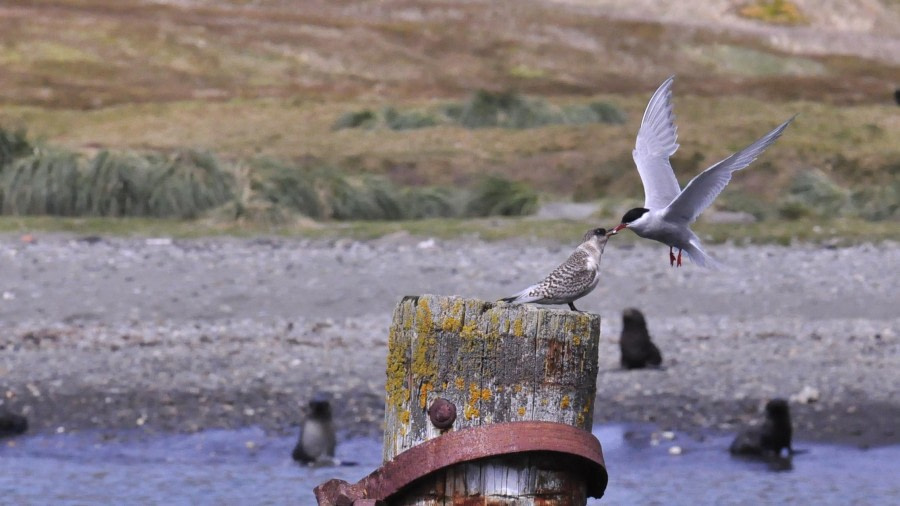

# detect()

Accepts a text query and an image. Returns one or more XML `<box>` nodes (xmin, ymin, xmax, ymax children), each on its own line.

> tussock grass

<box><xmin>247</xmin><ymin>159</ymin><xmax>324</xmax><ymax>219</ymax></box>
<box><xmin>1</xmin><ymin>149</ymin><xmax>80</xmax><ymax>216</ymax></box>
<box><xmin>146</xmin><ymin>150</ymin><xmax>234</xmax><ymax>219</ymax></box>
<box><xmin>331</xmin><ymin>110</ymin><xmax>377</xmax><ymax>131</ymax></box>
<box><xmin>778</xmin><ymin>169</ymin><xmax>849</xmax><ymax>220</ymax></box>
<box><xmin>851</xmin><ymin>182</ymin><xmax>900</xmax><ymax>221</ymax></box>
<box><xmin>0</xmin><ymin>143</ymin><xmax>233</xmax><ymax>219</ymax></box>
<box><xmin>465</xmin><ymin>175</ymin><xmax>539</xmax><ymax>217</ymax></box>
<box><xmin>762</xmin><ymin>168</ymin><xmax>900</xmax><ymax>222</ymax></box>
<box><xmin>333</xmin><ymin>92</ymin><xmax>627</xmax><ymax>132</ymax></box>
<box><xmin>0</xmin><ymin>132</ymin><xmax>538</xmax><ymax>222</ymax></box>
<box><xmin>403</xmin><ymin>186</ymin><xmax>464</xmax><ymax>219</ymax></box>
<box><xmin>78</xmin><ymin>151</ymin><xmax>155</xmax><ymax>217</ymax></box>
<box><xmin>0</xmin><ymin>129</ymin><xmax>33</xmax><ymax>169</ymax></box>
<box><xmin>382</xmin><ymin>107</ymin><xmax>439</xmax><ymax>131</ymax></box>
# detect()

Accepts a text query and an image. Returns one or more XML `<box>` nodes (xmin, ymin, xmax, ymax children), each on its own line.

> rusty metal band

<box><xmin>314</xmin><ymin>421</ymin><xmax>607</xmax><ymax>505</ymax></box>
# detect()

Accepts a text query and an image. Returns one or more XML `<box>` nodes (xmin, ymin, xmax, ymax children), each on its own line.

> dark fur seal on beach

<box><xmin>0</xmin><ymin>411</ymin><xmax>28</xmax><ymax>438</ymax></box>
<box><xmin>619</xmin><ymin>308</ymin><xmax>662</xmax><ymax>369</ymax></box>
<box><xmin>730</xmin><ymin>398</ymin><xmax>793</xmax><ymax>457</ymax></box>
<box><xmin>292</xmin><ymin>393</ymin><xmax>336</xmax><ymax>464</ymax></box>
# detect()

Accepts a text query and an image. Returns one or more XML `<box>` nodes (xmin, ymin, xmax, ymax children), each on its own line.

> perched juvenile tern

<box><xmin>612</xmin><ymin>76</ymin><xmax>794</xmax><ymax>267</ymax></box>
<box><xmin>500</xmin><ymin>228</ymin><xmax>611</xmax><ymax>311</ymax></box>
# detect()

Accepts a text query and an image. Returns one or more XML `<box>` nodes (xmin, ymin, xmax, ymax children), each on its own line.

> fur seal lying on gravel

<box><xmin>620</xmin><ymin>308</ymin><xmax>663</xmax><ymax>369</ymax></box>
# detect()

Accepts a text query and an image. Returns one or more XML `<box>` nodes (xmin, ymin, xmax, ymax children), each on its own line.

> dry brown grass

<box><xmin>1</xmin><ymin>0</ymin><xmax>896</xmax><ymax>109</ymax></box>
<box><xmin>0</xmin><ymin>0</ymin><xmax>897</xmax><ymax>223</ymax></box>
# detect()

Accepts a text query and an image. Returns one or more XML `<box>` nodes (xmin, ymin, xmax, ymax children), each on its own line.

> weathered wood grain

<box><xmin>383</xmin><ymin>294</ymin><xmax>601</xmax><ymax>504</ymax></box>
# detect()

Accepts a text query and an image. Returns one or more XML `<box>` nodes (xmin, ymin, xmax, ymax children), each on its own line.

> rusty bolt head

<box><xmin>428</xmin><ymin>398</ymin><xmax>456</xmax><ymax>429</ymax></box>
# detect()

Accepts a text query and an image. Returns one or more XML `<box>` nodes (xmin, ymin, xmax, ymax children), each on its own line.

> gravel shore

<box><xmin>1</xmin><ymin>233</ymin><xmax>897</xmax><ymax>447</ymax></box>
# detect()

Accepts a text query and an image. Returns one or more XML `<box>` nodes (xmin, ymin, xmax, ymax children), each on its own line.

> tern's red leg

<box><xmin>669</xmin><ymin>247</ymin><xmax>676</xmax><ymax>267</ymax></box>
<box><xmin>676</xmin><ymin>249</ymin><xmax>682</xmax><ymax>267</ymax></box>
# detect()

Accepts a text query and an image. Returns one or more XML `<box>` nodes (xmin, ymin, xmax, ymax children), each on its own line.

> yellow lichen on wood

<box><xmin>577</xmin><ymin>314</ymin><xmax>592</xmax><ymax>331</ymax></box>
<box><xmin>411</xmin><ymin>300</ymin><xmax>438</xmax><ymax>386</ymax></box>
<box><xmin>576</xmin><ymin>413</ymin><xmax>585</xmax><ymax>426</ymax></box>
<box><xmin>440</xmin><ymin>298</ymin><xmax>465</xmax><ymax>333</ymax></box>
<box><xmin>419</xmin><ymin>381</ymin><xmax>433</xmax><ymax>409</ymax></box>
<box><xmin>481</xmin><ymin>388</ymin><xmax>492</xmax><ymax>401</ymax></box>
<box><xmin>560</xmin><ymin>395</ymin><xmax>571</xmax><ymax>409</ymax></box>
<box><xmin>411</xmin><ymin>338</ymin><xmax>436</xmax><ymax>384</ymax></box>
<box><xmin>385</xmin><ymin>327</ymin><xmax>410</xmax><ymax>410</ymax></box>
<box><xmin>399</xmin><ymin>410</ymin><xmax>410</xmax><ymax>425</ymax></box>
<box><xmin>572</xmin><ymin>314</ymin><xmax>592</xmax><ymax>346</ymax></box>
<box><xmin>415</xmin><ymin>298</ymin><xmax>434</xmax><ymax>336</ymax></box>
<box><xmin>464</xmin><ymin>403</ymin><xmax>480</xmax><ymax>420</ymax></box>
<box><xmin>460</xmin><ymin>321</ymin><xmax>479</xmax><ymax>340</ymax></box>
<box><xmin>468</xmin><ymin>382</ymin><xmax>481</xmax><ymax>405</ymax></box>
<box><xmin>464</xmin><ymin>382</ymin><xmax>484</xmax><ymax>421</ymax></box>
<box><xmin>512</xmin><ymin>318</ymin><xmax>524</xmax><ymax>337</ymax></box>
<box><xmin>455</xmin><ymin>377</ymin><xmax>465</xmax><ymax>390</ymax></box>
<box><xmin>518</xmin><ymin>406</ymin><xmax>527</xmax><ymax>417</ymax></box>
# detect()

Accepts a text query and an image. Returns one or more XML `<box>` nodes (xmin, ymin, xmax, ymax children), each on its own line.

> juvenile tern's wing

<box><xmin>664</xmin><ymin>116</ymin><xmax>795</xmax><ymax>225</ymax></box>
<box><xmin>632</xmin><ymin>76</ymin><xmax>682</xmax><ymax>210</ymax></box>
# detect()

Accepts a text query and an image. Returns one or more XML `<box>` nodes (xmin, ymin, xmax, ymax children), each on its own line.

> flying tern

<box><xmin>611</xmin><ymin>76</ymin><xmax>794</xmax><ymax>267</ymax></box>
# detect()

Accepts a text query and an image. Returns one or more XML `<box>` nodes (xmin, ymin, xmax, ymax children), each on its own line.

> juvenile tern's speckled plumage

<box><xmin>612</xmin><ymin>76</ymin><xmax>795</xmax><ymax>267</ymax></box>
<box><xmin>500</xmin><ymin>228</ymin><xmax>610</xmax><ymax>311</ymax></box>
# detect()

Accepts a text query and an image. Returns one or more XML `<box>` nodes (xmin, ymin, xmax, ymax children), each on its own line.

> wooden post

<box><xmin>384</xmin><ymin>294</ymin><xmax>601</xmax><ymax>505</ymax></box>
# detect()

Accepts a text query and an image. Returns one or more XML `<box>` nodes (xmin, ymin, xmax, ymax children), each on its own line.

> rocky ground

<box><xmin>0</xmin><ymin>232</ymin><xmax>897</xmax><ymax>447</ymax></box>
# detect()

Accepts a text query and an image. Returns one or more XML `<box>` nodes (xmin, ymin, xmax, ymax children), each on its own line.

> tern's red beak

<box><xmin>612</xmin><ymin>223</ymin><xmax>627</xmax><ymax>234</ymax></box>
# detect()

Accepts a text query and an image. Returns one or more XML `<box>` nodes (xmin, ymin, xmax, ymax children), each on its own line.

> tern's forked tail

<box><xmin>683</xmin><ymin>240</ymin><xmax>721</xmax><ymax>269</ymax></box>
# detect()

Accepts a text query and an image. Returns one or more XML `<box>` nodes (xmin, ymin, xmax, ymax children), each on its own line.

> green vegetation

<box><xmin>332</xmin><ymin>91</ymin><xmax>626</xmax><ymax>131</ymax></box>
<box><xmin>331</xmin><ymin>110</ymin><xmax>377</xmax><ymax>131</ymax></box>
<box><xmin>465</xmin><ymin>175</ymin><xmax>538</xmax><ymax>217</ymax></box>
<box><xmin>0</xmin><ymin>129</ymin><xmax>32</xmax><ymax>168</ymax></box>
<box><xmin>0</xmin><ymin>214</ymin><xmax>896</xmax><ymax>246</ymax></box>
<box><xmin>0</xmin><ymin>0</ymin><xmax>896</xmax><ymax>244</ymax></box>
<box><xmin>0</xmin><ymin>144</ymin><xmax>233</xmax><ymax>219</ymax></box>
<box><xmin>0</xmin><ymin>130</ymin><xmax>537</xmax><ymax>222</ymax></box>
<box><xmin>738</xmin><ymin>0</ymin><xmax>807</xmax><ymax>25</ymax></box>
<box><xmin>777</xmin><ymin>169</ymin><xmax>900</xmax><ymax>221</ymax></box>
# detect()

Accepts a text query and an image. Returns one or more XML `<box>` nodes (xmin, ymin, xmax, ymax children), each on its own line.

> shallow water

<box><xmin>2</xmin><ymin>424</ymin><xmax>897</xmax><ymax>505</ymax></box>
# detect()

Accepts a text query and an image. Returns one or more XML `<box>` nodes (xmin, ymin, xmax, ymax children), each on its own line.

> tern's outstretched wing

<box><xmin>664</xmin><ymin>116</ymin><xmax>795</xmax><ymax>225</ymax></box>
<box><xmin>632</xmin><ymin>76</ymin><xmax>682</xmax><ymax>210</ymax></box>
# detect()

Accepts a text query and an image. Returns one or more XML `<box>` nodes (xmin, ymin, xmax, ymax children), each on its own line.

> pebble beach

<box><xmin>1</xmin><ymin>233</ymin><xmax>897</xmax><ymax>446</ymax></box>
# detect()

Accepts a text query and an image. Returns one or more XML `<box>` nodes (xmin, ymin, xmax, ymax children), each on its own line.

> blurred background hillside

<box><xmin>0</xmin><ymin>0</ymin><xmax>898</xmax><ymax>237</ymax></box>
